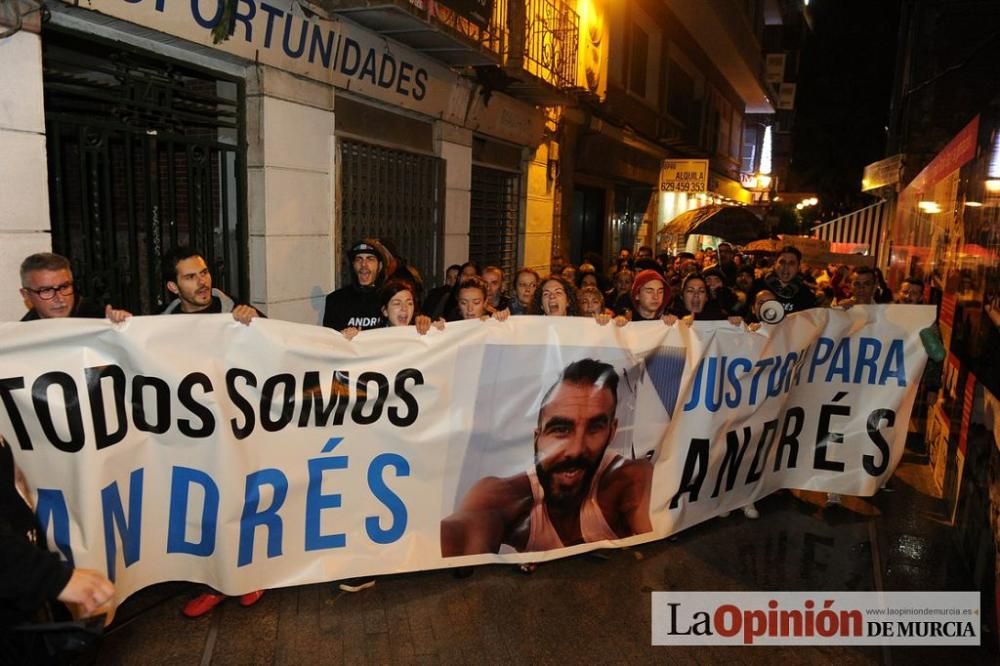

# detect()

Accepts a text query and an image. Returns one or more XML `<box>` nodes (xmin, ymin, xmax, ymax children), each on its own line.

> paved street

<box><xmin>95</xmin><ymin>451</ymin><xmax>996</xmax><ymax>664</ymax></box>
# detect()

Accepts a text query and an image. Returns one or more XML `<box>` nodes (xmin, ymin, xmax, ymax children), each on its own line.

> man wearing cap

<box><xmin>619</xmin><ymin>269</ymin><xmax>670</xmax><ymax>321</ymax></box>
<box><xmin>322</xmin><ymin>240</ymin><xmax>386</xmax><ymax>332</ymax></box>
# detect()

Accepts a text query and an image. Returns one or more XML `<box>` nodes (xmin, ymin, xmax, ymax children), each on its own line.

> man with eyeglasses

<box><xmin>18</xmin><ymin>253</ymin><xmax>130</xmax><ymax>323</ymax></box>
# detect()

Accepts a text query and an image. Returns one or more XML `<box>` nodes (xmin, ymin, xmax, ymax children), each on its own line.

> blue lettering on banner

<box><xmin>238</xmin><ymin>468</ymin><xmax>288</xmax><ymax>567</ymax></box>
<box><xmin>366</xmin><ymin>453</ymin><xmax>410</xmax><ymax>544</ymax></box>
<box><xmin>36</xmin><ymin>489</ymin><xmax>74</xmax><ymax>565</ymax></box>
<box><xmin>167</xmin><ymin>466</ymin><xmax>220</xmax><ymax>557</ymax></box>
<box><xmin>684</xmin><ymin>336</ymin><xmax>908</xmax><ymax>412</ymax></box>
<box><xmin>304</xmin><ymin>440</ymin><xmax>349</xmax><ymax>551</ymax></box>
<box><xmin>101</xmin><ymin>469</ymin><xmax>144</xmax><ymax>582</ymax></box>
<box><xmin>139</xmin><ymin>0</ymin><xmax>431</xmax><ymax>102</ymax></box>
<box><xmin>32</xmin><ymin>441</ymin><xmax>412</xmax><ymax>573</ymax></box>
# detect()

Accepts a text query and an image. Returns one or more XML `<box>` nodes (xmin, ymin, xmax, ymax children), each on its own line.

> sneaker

<box><xmin>826</xmin><ymin>493</ymin><xmax>842</xmax><ymax>505</ymax></box>
<box><xmin>239</xmin><ymin>590</ymin><xmax>265</xmax><ymax>607</ymax></box>
<box><xmin>338</xmin><ymin>578</ymin><xmax>376</xmax><ymax>593</ymax></box>
<box><xmin>182</xmin><ymin>593</ymin><xmax>226</xmax><ymax>618</ymax></box>
<box><xmin>742</xmin><ymin>503</ymin><xmax>760</xmax><ymax>519</ymax></box>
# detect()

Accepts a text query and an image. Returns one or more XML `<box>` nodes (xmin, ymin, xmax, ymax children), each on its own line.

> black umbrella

<box><xmin>659</xmin><ymin>204</ymin><xmax>763</xmax><ymax>244</ymax></box>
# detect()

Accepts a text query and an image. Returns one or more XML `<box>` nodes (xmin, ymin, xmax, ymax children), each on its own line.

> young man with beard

<box><xmin>160</xmin><ymin>248</ymin><xmax>263</xmax><ymax>615</ymax></box>
<box><xmin>161</xmin><ymin>247</ymin><xmax>261</xmax><ymax>324</ymax></box>
<box><xmin>440</xmin><ymin>359</ymin><xmax>653</xmax><ymax>555</ymax></box>
<box><xmin>322</xmin><ymin>241</ymin><xmax>385</xmax><ymax>331</ymax></box>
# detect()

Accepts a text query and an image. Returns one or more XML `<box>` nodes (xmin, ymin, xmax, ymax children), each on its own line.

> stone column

<box><xmin>0</xmin><ymin>28</ymin><xmax>50</xmax><ymax>321</ymax></box>
<box><xmin>245</xmin><ymin>66</ymin><xmax>336</xmax><ymax>324</ymax></box>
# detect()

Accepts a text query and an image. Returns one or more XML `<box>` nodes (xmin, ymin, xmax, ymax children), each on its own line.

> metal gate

<box><xmin>338</xmin><ymin>139</ymin><xmax>444</xmax><ymax>289</ymax></box>
<box><xmin>470</xmin><ymin>165</ymin><xmax>521</xmax><ymax>283</ymax></box>
<box><xmin>42</xmin><ymin>29</ymin><xmax>248</xmax><ymax>314</ymax></box>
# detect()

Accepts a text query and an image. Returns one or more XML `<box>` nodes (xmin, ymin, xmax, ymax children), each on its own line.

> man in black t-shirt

<box><xmin>322</xmin><ymin>240</ymin><xmax>386</xmax><ymax>331</ymax></box>
<box><xmin>752</xmin><ymin>246</ymin><xmax>820</xmax><ymax>314</ymax></box>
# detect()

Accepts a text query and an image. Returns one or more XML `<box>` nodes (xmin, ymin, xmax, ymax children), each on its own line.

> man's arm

<box><xmin>0</xmin><ymin>526</ymin><xmax>73</xmax><ymax>614</ymax></box>
<box><xmin>609</xmin><ymin>460</ymin><xmax>653</xmax><ymax>537</ymax></box>
<box><xmin>440</xmin><ymin>476</ymin><xmax>522</xmax><ymax>557</ymax></box>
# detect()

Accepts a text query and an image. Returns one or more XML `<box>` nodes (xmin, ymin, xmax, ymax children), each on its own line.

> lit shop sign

<box><xmin>861</xmin><ymin>154</ymin><xmax>903</xmax><ymax>192</ymax></box>
<box><xmin>660</xmin><ymin>159</ymin><xmax>709</xmax><ymax>193</ymax></box>
<box><xmin>68</xmin><ymin>1</ymin><xmax>544</xmax><ymax>145</ymax></box>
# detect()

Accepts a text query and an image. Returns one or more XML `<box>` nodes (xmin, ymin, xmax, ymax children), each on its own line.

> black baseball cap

<box><xmin>347</xmin><ymin>241</ymin><xmax>380</xmax><ymax>262</ymax></box>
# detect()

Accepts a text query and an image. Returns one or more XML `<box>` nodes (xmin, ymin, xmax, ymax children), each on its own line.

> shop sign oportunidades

<box><xmin>65</xmin><ymin>0</ymin><xmax>543</xmax><ymax>145</ymax></box>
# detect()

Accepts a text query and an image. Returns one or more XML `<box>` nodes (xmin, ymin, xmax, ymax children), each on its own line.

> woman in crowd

<box><xmin>577</xmin><ymin>285</ymin><xmax>607</xmax><ymax>317</ymax></box>
<box><xmin>533</xmin><ymin>275</ymin><xmax>579</xmax><ymax>317</ymax></box>
<box><xmin>668</xmin><ymin>274</ymin><xmax>728</xmax><ymax>321</ymax></box>
<box><xmin>509</xmin><ymin>267</ymin><xmax>540</xmax><ymax>315</ymax></box>
<box><xmin>454</xmin><ymin>276</ymin><xmax>493</xmax><ymax>321</ymax></box>
<box><xmin>609</xmin><ymin>267</ymin><xmax>635</xmax><ymax>312</ymax></box>
<box><xmin>343</xmin><ymin>279</ymin><xmax>441</xmax><ymax>339</ymax></box>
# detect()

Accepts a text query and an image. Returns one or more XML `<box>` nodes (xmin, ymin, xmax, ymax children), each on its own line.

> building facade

<box><xmin>548</xmin><ymin>0</ymin><xmax>787</xmax><ymax>263</ymax></box>
<box><xmin>0</xmin><ymin>0</ymin><xmax>549</xmax><ymax>321</ymax></box>
<box><xmin>0</xmin><ymin>0</ymin><xmax>792</xmax><ymax>322</ymax></box>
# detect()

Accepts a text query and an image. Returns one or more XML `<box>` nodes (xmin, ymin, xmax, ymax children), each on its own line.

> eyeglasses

<box><xmin>24</xmin><ymin>282</ymin><xmax>74</xmax><ymax>300</ymax></box>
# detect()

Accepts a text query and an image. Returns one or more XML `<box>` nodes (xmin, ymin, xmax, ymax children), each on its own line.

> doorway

<box><xmin>571</xmin><ymin>185</ymin><xmax>605</xmax><ymax>265</ymax></box>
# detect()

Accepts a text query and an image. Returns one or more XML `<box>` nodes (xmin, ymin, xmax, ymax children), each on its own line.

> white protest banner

<box><xmin>0</xmin><ymin>306</ymin><xmax>934</xmax><ymax>602</ymax></box>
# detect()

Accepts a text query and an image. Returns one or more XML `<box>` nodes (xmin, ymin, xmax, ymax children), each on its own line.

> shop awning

<box><xmin>660</xmin><ymin>204</ymin><xmax>763</xmax><ymax>244</ymax></box>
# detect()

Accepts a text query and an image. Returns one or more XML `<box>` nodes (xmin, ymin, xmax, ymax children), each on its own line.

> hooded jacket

<box><xmin>161</xmin><ymin>288</ymin><xmax>237</xmax><ymax>314</ymax></box>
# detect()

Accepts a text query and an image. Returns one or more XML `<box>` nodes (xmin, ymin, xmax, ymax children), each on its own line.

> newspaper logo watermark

<box><xmin>652</xmin><ymin>592</ymin><xmax>980</xmax><ymax>646</ymax></box>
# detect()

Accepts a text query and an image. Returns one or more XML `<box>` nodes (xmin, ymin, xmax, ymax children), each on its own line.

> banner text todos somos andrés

<box><xmin>0</xmin><ymin>307</ymin><xmax>934</xmax><ymax>601</ymax></box>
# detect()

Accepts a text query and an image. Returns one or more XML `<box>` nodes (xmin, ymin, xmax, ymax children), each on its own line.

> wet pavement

<box><xmin>95</xmin><ymin>450</ymin><xmax>996</xmax><ymax>664</ymax></box>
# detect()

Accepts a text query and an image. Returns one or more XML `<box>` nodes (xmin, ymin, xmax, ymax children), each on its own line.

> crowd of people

<box><xmin>3</xmin><ymin>238</ymin><xmax>941</xmax><ymax>657</ymax></box>
<box><xmin>322</xmin><ymin>239</ymin><xmax>926</xmax><ymax>336</ymax></box>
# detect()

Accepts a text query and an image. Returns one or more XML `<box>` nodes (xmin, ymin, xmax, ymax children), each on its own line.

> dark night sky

<box><xmin>790</xmin><ymin>0</ymin><xmax>902</xmax><ymax>217</ymax></box>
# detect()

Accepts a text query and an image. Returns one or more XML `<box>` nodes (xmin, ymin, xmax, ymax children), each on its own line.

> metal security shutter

<box><xmin>42</xmin><ymin>29</ymin><xmax>248</xmax><ymax>314</ymax></box>
<box><xmin>339</xmin><ymin>139</ymin><xmax>444</xmax><ymax>288</ymax></box>
<box><xmin>470</xmin><ymin>165</ymin><xmax>521</xmax><ymax>284</ymax></box>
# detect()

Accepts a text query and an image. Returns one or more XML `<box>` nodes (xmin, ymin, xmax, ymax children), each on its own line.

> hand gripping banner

<box><xmin>0</xmin><ymin>306</ymin><xmax>934</xmax><ymax>602</ymax></box>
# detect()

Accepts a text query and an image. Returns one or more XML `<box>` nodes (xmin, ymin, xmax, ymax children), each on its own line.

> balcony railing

<box><xmin>327</xmin><ymin>0</ymin><xmax>579</xmax><ymax>95</ymax></box>
<box><xmin>504</xmin><ymin>0</ymin><xmax>579</xmax><ymax>90</ymax></box>
<box><xmin>348</xmin><ymin>0</ymin><xmax>580</xmax><ymax>90</ymax></box>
